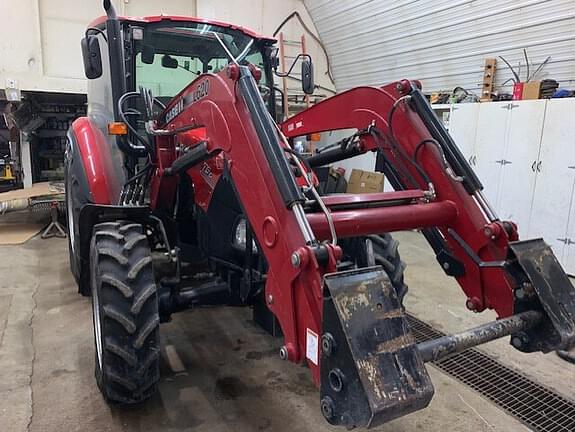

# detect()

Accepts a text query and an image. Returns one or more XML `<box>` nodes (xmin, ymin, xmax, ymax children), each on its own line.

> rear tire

<box><xmin>340</xmin><ymin>233</ymin><xmax>408</xmax><ymax>303</ymax></box>
<box><xmin>90</xmin><ymin>221</ymin><xmax>160</xmax><ymax>404</ymax></box>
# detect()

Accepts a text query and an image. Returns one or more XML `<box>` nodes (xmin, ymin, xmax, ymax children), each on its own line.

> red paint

<box><xmin>144</xmin><ymin>71</ymin><xmax>524</xmax><ymax>387</ymax></box>
<box><xmin>88</xmin><ymin>15</ymin><xmax>275</xmax><ymax>42</ymax></box>
<box><xmin>71</xmin><ymin>118</ymin><xmax>119</xmax><ymax>204</ymax></box>
<box><xmin>320</xmin><ymin>190</ymin><xmax>426</xmax><ymax>207</ymax></box>
<box><xmin>152</xmin><ymin>70</ymin><xmax>331</xmax><ymax>384</ymax></box>
<box><xmin>187</xmin><ymin>156</ymin><xmax>224</xmax><ymax>211</ymax></box>
<box><xmin>307</xmin><ymin>201</ymin><xmax>458</xmax><ymax>239</ymax></box>
<box><xmin>281</xmin><ymin>83</ymin><xmax>516</xmax><ymax>318</ymax></box>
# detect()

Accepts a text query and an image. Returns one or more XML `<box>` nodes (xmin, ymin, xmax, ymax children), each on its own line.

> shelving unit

<box><xmin>29</xmin><ymin>104</ymin><xmax>86</xmax><ymax>183</ymax></box>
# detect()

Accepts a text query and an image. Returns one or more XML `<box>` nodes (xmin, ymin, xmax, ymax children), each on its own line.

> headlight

<box><xmin>232</xmin><ymin>217</ymin><xmax>258</xmax><ymax>253</ymax></box>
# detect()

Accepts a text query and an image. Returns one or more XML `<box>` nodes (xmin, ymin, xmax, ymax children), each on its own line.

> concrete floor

<box><xmin>0</xmin><ymin>231</ymin><xmax>573</xmax><ymax>432</ymax></box>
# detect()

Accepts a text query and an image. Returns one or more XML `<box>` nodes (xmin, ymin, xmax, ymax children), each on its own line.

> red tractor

<box><xmin>66</xmin><ymin>1</ymin><xmax>575</xmax><ymax>428</ymax></box>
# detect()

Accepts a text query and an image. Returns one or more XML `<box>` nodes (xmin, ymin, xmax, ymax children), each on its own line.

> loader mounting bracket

<box><xmin>508</xmin><ymin>239</ymin><xmax>575</xmax><ymax>352</ymax></box>
<box><xmin>320</xmin><ymin>267</ymin><xmax>434</xmax><ymax>429</ymax></box>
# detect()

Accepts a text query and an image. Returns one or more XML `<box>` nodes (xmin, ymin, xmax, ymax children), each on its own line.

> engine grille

<box><xmin>407</xmin><ymin>314</ymin><xmax>575</xmax><ymax>432</ymax></box>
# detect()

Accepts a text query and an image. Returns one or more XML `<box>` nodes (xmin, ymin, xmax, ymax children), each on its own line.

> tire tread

<box><xmin>90</xmin><ymin>221</ymin><xmax>160</xmax><ymax>405</ymax></box>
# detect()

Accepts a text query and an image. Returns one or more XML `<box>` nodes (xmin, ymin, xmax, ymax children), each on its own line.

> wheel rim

<box><xmin>92</xmin><ymin>279</ymin><xmax>103</xmax><ymax>369</ymax></box>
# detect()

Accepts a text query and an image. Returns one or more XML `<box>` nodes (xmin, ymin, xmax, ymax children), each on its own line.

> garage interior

<box><xmin>1</xmin><ymin>1</ymin><xmax>574</xmax><ymax>431</ymax></box>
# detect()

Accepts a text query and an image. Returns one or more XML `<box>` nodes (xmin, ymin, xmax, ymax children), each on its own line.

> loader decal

<box><xmin>184</xmin><ymin>80</ymin><xmax>210</xmax><ymax>106</ymax></box>
<box><xmin>165</xmin><ymin>98</ymin><xmax>184</xmax><ymax>124</ymax></box>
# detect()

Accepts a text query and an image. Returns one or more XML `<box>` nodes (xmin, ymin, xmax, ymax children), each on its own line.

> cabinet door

<box><xmin>562</xmin><ymin>203</ymin><xmax>575</xmax><ymax>275</ymax></box>
<box><xmin>528</xmin><ymin>99</ymin><xmax>575</xmax><ymax>261</ymax></box>
<box><xmin>449</xmin><ymin>103</ymin><xmax>480</xmax><ymax>162</ymax></box>
<box><xmin>496</xmin><ymin>100</ymin><xmax>546</xmax><ymax>232</ymax></box>
<box><xmin>473</xmin><ymin>102</ymin><xmax>510</xmax><ymax>208</ymax></box>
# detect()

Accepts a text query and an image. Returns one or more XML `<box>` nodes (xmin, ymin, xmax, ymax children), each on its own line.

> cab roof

<box><xmin>88</xmin><ymin>15</ymin><xmax>276</xmax><ymax>43</ymax></box>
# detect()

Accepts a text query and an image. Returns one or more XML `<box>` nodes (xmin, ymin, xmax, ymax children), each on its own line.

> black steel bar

<box><xmin>409</xmin><ymin>88</ymin><xmax>483</xmax><ymax>194</ymax></box>
<box><xmin>238</xmin><ymin>66</ymin><xmax>305</xmax><ymax>207</ymax></box>
<box><xmin>417</xmin><ymin>310</ymin><xmax>543</xmax><ymax>363</ymax></box>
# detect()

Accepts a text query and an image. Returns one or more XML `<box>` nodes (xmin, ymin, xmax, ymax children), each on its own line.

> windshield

<box><xmin>132</xmin><ymin>23</ymin><xmax>271</xmax><ymax>101</ymax></box>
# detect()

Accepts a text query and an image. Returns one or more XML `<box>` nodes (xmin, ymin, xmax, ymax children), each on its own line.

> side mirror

<box><xmin>301</xmin><ymin>57</ymin><xmax>314</xmax><ymax>95</ymax></box>
<box><xmin>81</xmin><ymin>35</ymin><xmax>102</xmax><ymax>79</ymax></box>
<box><xmin>141</xmin><ymin>45</ymin><xmax>156</xmax><ymax>64</ymax></box>
<box><xmin>161</xmin><ymin>55</ymin><xmax>178</xmax><ymax>69</ymax></box>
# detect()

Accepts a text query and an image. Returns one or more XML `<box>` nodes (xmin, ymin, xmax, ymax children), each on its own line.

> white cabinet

<box><xmin>446</xmin><ymin>99</ymin><xmax>575</xmax><ymax>274</ymax></box>
<box><xmin>448</xmin><ymin>103</ymin><xmax>480</xmax><ymax>162</ymax></box>
<box><xmin>528</xmin><ymin>98</ymin><xmax>575</xmax><ymax>271</ymax></box>
<box><xmin>497</xmin><ymin>100</ymin><xmax>546</xmax><ymax>232</ymax></box>
<box><xmin>472</xmin><ymin>101</ymin><xmax>510</xmax><ymax>206</ymax></box>
<box><xmin>450</xmin><ymin>100</ymin><xmax>546</xmax><ymax>233</ymax></box>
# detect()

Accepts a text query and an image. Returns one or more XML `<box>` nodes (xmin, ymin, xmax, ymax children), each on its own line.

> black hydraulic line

<box><xmin>118</xmin><ymin>92</ymin><xmax>154</xmax><ymax>155</ymax></box>
<box><xmin>238</xmin><ymin>66</ymin><xmax>305</xmax><ymax>207</ymax></box>
<box><xmin>163</xmin><ymin>142</ymin><xmax>212</xmax><ymax>177</ymax></box>
<box><xmin>408</xmin><ymin>88</ymin><xmax>483</xmax><ymax>194</ymax></box>
<box><xmin>417</xmin><ymin>310</ymin><xmax>543</xmax><ymax>363</ymax></box>
<box><xmin>272</xmin><ymin>11</ymin><xmax>335</xmax><ymax>85</ymax></box>
<box><xmin>377</xmin><ymin>152</ymin><xmax>460</xmax><ymax>271</ymax></box>
<box><xmin>306</xmin><ymin>142</ymin><xmax>363</xmax><ymax>168</ymax></box>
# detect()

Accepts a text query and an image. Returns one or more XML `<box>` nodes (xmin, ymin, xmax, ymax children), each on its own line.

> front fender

<box><xmin>71</xmin><ymin>117</ymin><xmax>122</xmax><ymax>204</ymax></box>
<box><xmin>78</xmin><ymin>204</ymin><xmax>151</xmax><ymax>263</ymax></box>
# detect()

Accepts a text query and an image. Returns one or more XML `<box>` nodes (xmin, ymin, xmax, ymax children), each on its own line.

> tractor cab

<box><xmin>82</xmin><ymin>14</ymin><xmax>295</xmax><ymax>129</ymax></box>
<box><xmin>80</xmin><ymin>12</ymin><xmax>311</xmax><ymax>201</ymax></box>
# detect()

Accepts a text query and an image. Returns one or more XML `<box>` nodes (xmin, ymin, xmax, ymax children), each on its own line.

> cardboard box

<box><xmin>346</xmin><ymin>169</ymin><xmax>384</xmax><ymax>194</ymax></box>
<box><xmin>522</xmin><ymin>81</ymin><xmax>541</xmax><ymax>100</ymax></box>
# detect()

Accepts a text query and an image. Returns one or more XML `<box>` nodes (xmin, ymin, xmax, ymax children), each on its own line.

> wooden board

<box><xmin>0</xmin><ymin>182</ymin><xmax>62</xmax><ymax>202</ymax></box>
<box><xmin>0</xmin><ymin>183</ymin><xmax>62</xmax><ymax>244</ymax></box>
<box><xmin>0</xmin><ymin>223</ymin><xmax>45</xmax><ymax>245</ymax></box>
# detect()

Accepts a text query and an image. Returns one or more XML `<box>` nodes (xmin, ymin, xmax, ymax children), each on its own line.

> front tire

<box><xmin>340</xmin><ymin>233</ymin><xmax>408</xmax><ymax>303</ymax></box>
<box><xmin>90</xmin><ymin>221</ymin><xmax>161</xmax><ymax>404</ymax></box>
<box><xmin>65</xmin><ymin>136</ymin><xmax>91</xmax><ymax>296</ymax></box>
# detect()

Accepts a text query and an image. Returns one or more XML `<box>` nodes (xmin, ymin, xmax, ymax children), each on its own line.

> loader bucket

<box><xmin>320</xmin><ymin>267</ymin><xmax>434</xmax><ymax>429</ymax></box>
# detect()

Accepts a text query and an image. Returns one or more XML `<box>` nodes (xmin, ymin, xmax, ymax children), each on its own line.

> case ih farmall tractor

<box><xmin>66</xmin><ymin>1</ymin><xmax>575</xmax><ymax>428</ymax></box>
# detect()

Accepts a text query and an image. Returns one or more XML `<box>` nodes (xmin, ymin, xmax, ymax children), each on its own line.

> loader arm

<box><xmin>154</xmin><ymin>65</ymin><xmax>340</xmax><ymax>387</ymax></box>
<box><xmin>152</xmin><ymin>69</ymin><xmax>574</xmax><ymax>428</ymax></box>
<box><xmin>281</xmin><ymin>83</ymin><xmax>515</xmax><ymax>317</ymax></box>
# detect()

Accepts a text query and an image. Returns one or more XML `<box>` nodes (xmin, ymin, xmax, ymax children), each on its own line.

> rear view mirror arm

<box><xmin>274</xmin><ymin>53</ymin><xmax>311</xmax><ymax>78</ymax></box>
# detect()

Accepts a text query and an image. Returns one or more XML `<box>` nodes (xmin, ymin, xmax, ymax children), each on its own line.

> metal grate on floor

<box><xmin>407</xmin><ymin>314</ymin><xmax>575</xmax><ymax>432</ymax></box>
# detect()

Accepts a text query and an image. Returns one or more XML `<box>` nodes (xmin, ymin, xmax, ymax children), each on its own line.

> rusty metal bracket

<box><xmin>508</xmin><ymin>239</ymin><xmax>575</xmax><ymax>352</ymax></box>
<box><xmin>320</xmin><ymin>267</ymin><xmax>434</xmax><ymax>429</ymax></box>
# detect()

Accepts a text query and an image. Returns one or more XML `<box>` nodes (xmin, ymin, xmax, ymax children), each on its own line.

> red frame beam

<box><xmin>307</xmin><ymin>201</ymin><xmax>458</xmax><ymax>240</ymax></box>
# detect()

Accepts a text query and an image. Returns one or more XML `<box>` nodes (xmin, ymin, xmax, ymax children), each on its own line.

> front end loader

<box><xmin>65</xmin><ymin>1</ymin><xmax>575</xmax><ymax>427</ymax></box>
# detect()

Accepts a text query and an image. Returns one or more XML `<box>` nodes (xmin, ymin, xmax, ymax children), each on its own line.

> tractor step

<box><xmin>320</xmin><ymin>267</ymin><xmax>434</xmax><ymax>429</ymax></box>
